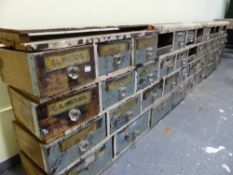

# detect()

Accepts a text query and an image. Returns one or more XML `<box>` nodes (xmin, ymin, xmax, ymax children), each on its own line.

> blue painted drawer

<box><xmin>14</xmin><ymin>115</ymin><xmax>106</xmax><ymax>174</ymax></box>
<box><xmin>135</xmin><ymin>35</ymin><xmax>158</xmax><ymax>65</ymax></box>
<box><xmin>142</xmin><ymin>79</ymin><xmax>163</xmax><ymax>110</ymax></box>
<box><xmin>172</xmin><ymin>83</ymin><xmax>186</xmax><ymax>107</ymax></box>
<box><xmin>174</xmin><ymin>31</ymin><xmax>186</xmax><ymax>50</ymax></box>
<box><xmin>164</xmin><ymin>71</ymin><xmax>179</xmax><ymax>95</ymax></box>
<box><xmin>176</xmin><ymin>50</ymin><xmax>188</xmax><ymax>69</ymax></box>
<box><xmin>109</xmin><ymin>95</ymin><xmax>141</xmax><ymax>133</ymax></box>
<box><xmin>186</xmin><ymin>30</ymin><xmax>195</xmax><ymax>45</ymax></box>
<box><xmin>101</xmin><ymin>71</ymin><xmax>135</xmax><ymax>109</ymax></box>
<box><xmin>97</xmin><ymin>40</ymin><xmax>132</xmax><ymax>76</ymax></box>
<box><xmin>116</xmin><ymin>112</ymin><xmax>149</xmax><ymax>155</ymax></box>
<box><xmin>151</xmin><ymin>95</ymin><xmax>172</xmax><ymax>127</ymax></box>
<box><xmin>160</xmin><ymin>54</ymin><xmax>176</xmax><ymax>77</ymax></box>
<box><xmin>136</xmin><ymin>61</ymin><xmax>159</xmax><ymax>90</ymax></box>
<box><xmin>67</xmin><ymin>139</ymin><xmax>113</xmax><ymax>175</ymax></box>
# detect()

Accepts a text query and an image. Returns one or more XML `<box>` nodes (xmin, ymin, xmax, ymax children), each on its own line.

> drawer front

<box><xmin>164</xmin><ymin>72</ymin><xmax>179</xmax><ymax>94</ymax></box>
<box><xmin>203</xmin><ymin>28</ymin><xmax>211</xmax><ymax>40</ymax></box>
<box><xmin>101</xmin><ymin>71</ymin><xmax>135</xmax><ymax>109</ymax></box>
<box><xmin>37</xmin><ymin>86</ymin><xmax>99</xmax><ymax>142</ymax></box>
<box><xmin>197</xmin><ymin>44</ymin><xmax>206</xmax><ymax>57</ymax></box>
<box><xmin>207</xmin><ymin>51</ymin><xmax>215</xmax><ymax>64</ymax></box>
<box><xmin>67</xmin><ymin>139</ymin><xmax>113</xmax><ymax>175</ymax></box>
<box><xmin>116</xmin><ymin>112</ymin><xmax>149</xmax><ymax>155</ymax></box>
<box><xmin>186</xmin><ymin>30</ymin><xmax>195</xmax><ymax>44</ymax></box>
<box><xmin>35</xmin><ymin>46</ymin><xmax>95</xmax><ymax>97</ymax></box>
<box><xmin>136</xmin><ymin>61</ymin><xmax>158</xmax><ymax>90</ymax></box>
<box><xmin>189</xmin><ymin>60</ymin><xmax>202</xmax><ymax>76</ymax></box>
<box><xmin>174</xmin><ymin>31</ymin><xmax>186</xmax><ymax>50</ymax></box>
<box><xmin>176</xmin><ymin>50</ymin><xmax>188</xmax><ymax>69</ymax></box>
<box><xmin>135</xmin><ymin>36</ymin><xmax>157</xmax><ymax>65</ymax></box>
<box><xmin>172</xmin><ymin>84</ymin><xmax>186</xmax><ymax>107</ymax></box>
<box><xmin>151</xmin><ymin>95</ymin><xmax>172</xmax><ymax>126</ymax></box>
<box><xmin>160</xmin><ymin>55</ymin><xmax>176</xmax><ymax>77</ymax></box>
<box><xmin>179</xmin><ymin>66</ymin><xmax>189</xmax><ymax>82</ymax></box>
<box><xmin>109</xmin><ymin>96</ymin><xmax>141</xmax><ymax>133</ymax></box>
<box><xmin>45</xmin><ymin>116</ymin><xmax>106</xmax><ymax>174</ymax></box>
<box><xmin>157</xmin><ymin>45</ymin><xmax>173</xmax><ymax>56</ymax></box>
<box><xmin>142</xmin><ymin>79</ymin><xmax>163</xmax><ymax>110</ymax></box>
<box><xmin>97</xmin><ymin>40</ymin><xmax>131</xmax><ymax>76</ymax></box>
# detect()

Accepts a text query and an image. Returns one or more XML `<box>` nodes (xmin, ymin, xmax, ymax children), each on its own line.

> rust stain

<box><xmin>164</xmin><ymin>127</ymin><xmax>172</xmax><ymax>134</ymax></box>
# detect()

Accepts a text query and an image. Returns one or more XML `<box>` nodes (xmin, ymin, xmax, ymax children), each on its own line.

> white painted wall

<box><xmin>0</xmin><ymin>0</ymin><xmax>228</xmax><ymax>163</ymax></box>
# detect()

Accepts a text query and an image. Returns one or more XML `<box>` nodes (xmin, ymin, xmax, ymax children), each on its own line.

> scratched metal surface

<box><xmin>101</xmin><ymin>57</ymin><xmax>233</xmax><ymax>175</ymax></box>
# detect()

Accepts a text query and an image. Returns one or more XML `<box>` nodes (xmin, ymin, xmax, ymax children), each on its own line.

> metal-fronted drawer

<box><xmin>197</xmin><ymin>44</ymin><xmax>206</xmax><ymax>57</ymax></box>
<box><xmin>172</xmin><ymin>83</ymin><xmax>187</xmax><ymax>107</ymax></box>
<box><xmin>176</xmin><ymin>50</ymin><xmax>188</xmax><ymax>69</ymax></box>
<box><xmin>0</xmin><ymin>46</ymin><xmax>96</xmax><ymax>98</ymax></box>
<box><xmin>9</xmin><ymin>85</ymin><xmax>99</xmax><ymax>143</ymax></box>
<box><xmin>67</xmin><ymin>139</ymin><xmax>113</xmax><ymax>175</ymax></box>
<box><xmin>136</xmin><ymin>61</ymin><xmax>158</xmax><ymax>90</ymax></box>
<box><xmin>142</xmin><ymin>79</ymin><xmax>163</xmax><ymax>110</ymax></box>
<box><xmin>160</xmin><ymin>54</ymin><xmax>176</xmax><ymax>77</ymax></box>
<box><xmin>97</xmin><ymin>40</ymin><xmax>131</xmax><ymax>76</ymax></box>
<box><xmin>135</xmin><ymin>35</ymin><xmax>158</xmax><ymax>65</ymax></box>
<box><xmin>116</xmin><ymin>111</ymin><xmax>149</xmax><ymax>155</ymax></box>
<box><xmin>14</xmin><ymin>116</ymin><xmax>106</xmax><ymax>174</ymax></box>
<box><xmin>174</xmin><ymin>31</ymin><xmax>186</xmax><ymax>50</ymax></box>
<box><xmin>101</xmin><ymin>71</ymin><xmax>135</xmax><ymax>110</ymax></box>
<box><xmin>179</xmin><ymin>66</ymin><xmax>189</xmax><ymax>82</ymax></box>
<box><xmin>164</xmin><ymin>71</ymin><xmax>179</xmax><ymax>94</ymax></box>
<box><xmin>151</xmin><ymin>95</ymin><xmax>172</xmax><ymax>127</ymax></box>
<box><xmin>186</xmin><ymin>30</ymin><xmax>195</xmax><ymax>45</ymax></box>
<box><xmin>109</xmin><ymin>95</ymin><xmax>141</xmax><ymax>133</ymax></box>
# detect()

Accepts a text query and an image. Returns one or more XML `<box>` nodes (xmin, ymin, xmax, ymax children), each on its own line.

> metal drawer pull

<box><xmin>148</xmin><ymin>73</ymin><xmax>154</xmax><ymax>83</ymax></box>
<box><xmin>146</xmin><ymin>47</ymin><xmax>154</xmax><ymax>57</ymax></box>
<box><xmin>67</xmin><ymin>66</ymin><xmax>79</xmax><ymax>80</ymax></box>
<box><xmin>79</xmin><ymin>140</ymin><xmax>90</xmax><ymax>152</ymax></box>
<box><xmin>118</xmin><ymin>86</ymin><xmax>127</xmax><ymax>98</ymax></box>
<box><xmin>113</xmin><ymin>54</ymin><xmax>122</xmax><ymax>65</ymax></box>
<box><xmin>126</xmin><ymin>111</ymin><xmax>134</xmax><ymax>121</ymax></box>
<box><xmin>68</xmin><ymin>108</ymin><xmax>82</xmax><ymax>121</ymax></box>
<box><xmin>134</xmin><ymin>130</ymin><xmax>141</xmax><ymax>139</ymax></box>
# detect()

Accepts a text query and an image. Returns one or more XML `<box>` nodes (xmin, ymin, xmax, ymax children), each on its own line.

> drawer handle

<box><xmin>148</xmin><ymin>73</ymin><xmax>154</xmax><ymax>83</ymax></box>
<box><xmin>79</xmin><ymin>140</ymin><xmax>89</xmax><ymax>152</ymax></box>
<box><xmin>146</xmin><ymin>47</ymin><xmax>154</xmax><ymax>57</ymax></box>
<box><xmin>134</xmin><ymin>130</ymin><xmax>141</xmax><ymax>139</ymax></box>
<box><xmin>67</xmin><ymin>66</ymin><xmax>79</xmax><ymax>80</ymax></box>
<box><xmin>118</xmin><ymin>86</ymin><xmax>127</xmax><ymax>98</ymax></box>
<box><xmin>126</xmin><ymin>111</ymin><xmax>134</xmax><ymax>121</ymax></box>
<box><xmin>41</xmin><ymin>128</ymin><xmax>49</xmax><ymax>136</ymax></box>
<box><xmin>113</xmin><ymin>54</ymin><xmax>122</xmax><ymax>65</ymax></box>
<box><xmin>68</xmin><ymin>108</ymin><xmax>82</xmax><ymax>121</ymax></box>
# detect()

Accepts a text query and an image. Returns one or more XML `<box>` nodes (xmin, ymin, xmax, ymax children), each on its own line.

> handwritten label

<box><xmin>44</xmin><ymin>49</ymin><xmax>91</xmax><ymax>71</ymax></box>
<box><xmin>107</xmin><ymin>73</ymin><xmax>132</xmax><ymax>91</ymax></box>
<box><xmin>47</xmin><ymin>91</ymin><xmax>91</xmax><ymax>116</ymax></box>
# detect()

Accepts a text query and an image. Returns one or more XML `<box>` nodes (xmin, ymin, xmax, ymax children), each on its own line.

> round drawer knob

<box><xmin>68</xmin><ymin>108</ymin><xmax>81</xmax><ymax>121</ymax></box>
<box><xmin>67</xmin><ymin>66</ymin><xmax>79</xmax><ymax>80</ymax></box>
<box><xmin>119</xmin><ymin>86</ymin><xmax>127</xmax><ymax>98</ymax></box>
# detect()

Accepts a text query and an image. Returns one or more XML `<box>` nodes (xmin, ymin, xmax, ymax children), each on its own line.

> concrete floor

<box><xmin>1</xmin><ymin>57</ymin><xmax>233</xmax><ymax>175</ymax></box>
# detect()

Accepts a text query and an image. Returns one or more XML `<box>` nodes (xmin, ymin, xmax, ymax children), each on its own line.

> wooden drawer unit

<box><xmin>0</xmin><ymin>46</ymin><xmax>95</xmax><ymax>98</ymax></box>
<box><xmin>142</xmin><ymin>79</ymin><xmax>163</xmax><ymax>110</ymax></box>
<box><xmin>136</xmin><ymin>61</ymin><xmax>158</xmax><ymax>90</ymax></box>
<box><xmin>151</xmin><ymin>95</ymin><xmax>172</xmax><ymax>127</ymax></box>
<box><xmin>101</xmin><ymin>71</ymin><xmax>135</xmax><ymax>110</ymax></box>
<box><xmin>186</xmin><ymin>30</ymin><xmax>196</xmax><ymax>45</ymax></box>
<box><xmin>159</xmin><ymin>54</ymin><xmax>176</xmax><ymax>77</ymax></box>
<box><xmin>134</xmin><ymin>34</ymin><xmax>158</xmax><ymax>65</ymax></box>
<box><xmin>97</xmin><ymin>40</ymin><xmax>131</xmax><ymax>76</ymax></box>
<box><xmin>176</xmin><ymin>50</ymin><xmax>188</xmax><ymax>69</ymax></box>
<box><xmin>9</xmin><ymin>85</ymin><xmax>99</xmax><ymax>143</ymax></box>
<box><xmin>66</xmin><ymin>139</ymin><xmax>113</xmax><ymax>175</ymax></box>
<box><xmin>14</xmin><ymin>116</ymin><xmax>106</xmax><ymax>174</ymax></box>
<box><xmin>115</xmin><ymin>111</ymin><xmax>149</xmax><ymax>155</ymax></box>
<box><xmin>109</xmin><ymin>95</ymin><xmax>141</xmax><ymax>134</ymax></box>
<box><xmin>174</xmin><ymin>31</ymin><xmax>186</xmax><ymax>50</ymax></box>
<box><xmin>164</xmin><ymin>71</ymin><xmax>179</xmax><ymax>95</ymax></box>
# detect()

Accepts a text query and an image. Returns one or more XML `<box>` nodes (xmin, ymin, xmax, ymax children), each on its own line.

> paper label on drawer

<box><xmin>60</xmin><ymin>122</ymin><xmax>97</xmax><ymax>151</ymax></box>
<box><xmin>107</xmin><ymin>73</ymin><xmax>132</xmax><ymax>91</ymax></box>
<box><xmin>85</xmin><ymin>154</ymin><xmax>95</xmax><ymax>166</ymax></box>
<box><xmin>44</xmin><ymin>49</ymin><xmax>91</xmax><ymax>71</ymax></box>
<box><xmin>137</xmin><ymin>38</ymin><xmax>156</xmax><ymax>49</ymax></box>
<box><xmin>47</xmin><ymin>91</ymin><xmax>91</xmax><ymax>116</ymax></box>
<box><xmin>113</xmin><ymin>97</ymin><xmax>138</xmax><ymax>117</ymax></box>
<box><xmin>99</xmin><ymin>42</ymin><xmax>129</xmax><ymax>56</ymax></box>
<box><xmin>84</xmin><ymin>65</ymin><xmax>91</xmax><ymax>72</ymax></box>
